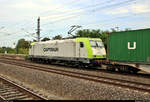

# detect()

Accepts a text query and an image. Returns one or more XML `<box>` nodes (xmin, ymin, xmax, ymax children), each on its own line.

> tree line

<box><xmin>0</xmin><ymin>28</ymin><xmax>130</xmax><ymax>54</ymax></box>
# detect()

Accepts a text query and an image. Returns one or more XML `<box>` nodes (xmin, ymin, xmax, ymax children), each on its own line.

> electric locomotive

<box><xmin>29</xmin><ymin>37</ymin><xmax>106</xmax><ymax>67</ymax></box>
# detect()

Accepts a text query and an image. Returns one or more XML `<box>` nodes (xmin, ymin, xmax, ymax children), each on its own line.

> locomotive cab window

<box><xmin>80</xmin><ymin>42</ymin><xmax>84</xmax><ymax>48</ymax></box>
<box><xmin>90</xmin><ymin>40</ymin><xmax>104</xmax><ymax>48</ymax></box>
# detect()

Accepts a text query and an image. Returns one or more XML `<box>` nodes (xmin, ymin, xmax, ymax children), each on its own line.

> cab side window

<box><xmin>80</xmin><ymin>42</ymin><xmax>84</xmax><ymax>48</ymax></box>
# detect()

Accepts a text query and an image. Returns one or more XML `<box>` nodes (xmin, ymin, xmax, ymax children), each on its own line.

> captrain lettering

<box><xmin>43</xmin><ymin>48</ymin><xmax>58</xmax><ymax>52</ymax></box>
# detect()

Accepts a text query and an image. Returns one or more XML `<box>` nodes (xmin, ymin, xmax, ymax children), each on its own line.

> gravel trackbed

<box><xmin>0</xmin><ymin>62</ymin><xmax>150</xmax><ymax>100</ymax></box>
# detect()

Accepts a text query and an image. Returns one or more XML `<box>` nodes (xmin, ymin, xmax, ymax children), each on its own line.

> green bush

<box><xmin>18</xmin><ymin>48</ymin><xmax>29</xmax><ymax>55</ymax></box>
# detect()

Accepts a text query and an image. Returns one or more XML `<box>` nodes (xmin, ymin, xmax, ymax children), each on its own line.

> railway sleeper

<box><xmin>0</xmin><ymin>86</ymin><xmax>11</xmax><ymax>89</ymax></box>
<box><xmin>2</xmin><ymin>93</ymin><xmax>24</xmax><ymax>98</ymax></box>
<box><xmin>0</xmin><ymin>89</ymin><xmax>18</xmax><ymax>93</ymax></box>
<box><xmin>13</xmin><ymin>96</ymin><xmax>30</xmax><ymax>100</ymax></box>
<box><xmin>1</xmin><ymin>86</ymin><xmax>15</xmax><ymax>90</ymax></box>
<box><xmin>1</xmin><ymin>91</ymin><xmax>20</xmax><ymax>96</ymax></box>
<box><xmin>22</xmin><ymin>97</ymin><xmax>34</xmax><ymax>100</ymax></box>
<box><xmin>7</xmin><ymin>95</ymin><xmax>29</xmax><ymax>100</ymax></box>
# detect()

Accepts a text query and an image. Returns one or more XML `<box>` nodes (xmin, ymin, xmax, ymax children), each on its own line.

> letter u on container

<box><xmin>128</xmin><ymin>42</ymin><xmax>136</xmax><ymax>50</ymax></box>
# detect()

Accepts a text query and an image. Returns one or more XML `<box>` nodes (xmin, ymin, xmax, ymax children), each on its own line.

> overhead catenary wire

<box><xmin>92</xmin><ymin>0</ymin><xmax>137</xmax><ymax>12</ymax></box>
<box><xmin>1</xmin><ymin>7</ymin><xmax>148</xmax><ymax>40</ymax></box>
<box><xmin>0</xmin><ymin>0</ymin><xmax>81</xmax><ymax>33</ymax></box>
<box><xmin>40</xmin><ymin>0</ymin><xmax>115</xmax><ymax>18</ymax></box>
<box><xmin>83</xmin><ymin>11</ymin><xmax>150</xmax><ymax>27</ymax></box>
<box><xmin>40</xmin><ymin>0</ymin><xmax>116</xmax><ymax>26</ymax></box>
<box><xmin>0</xmin><ymin>0</ymin><xmax>148</xmax><ymax>44</ymax></box>
<box><xmin>40</xmin><ymin>0</ymin><xmax>116</xmax><ymax>22</ymax></box>
<box><xmin>40</xmin><ymin>0</ymin><xmax>83</xmax><ymax>15</ymax></box>
<box><xmin>0</xmin><ymin>0</ymin><xmax>115</xmax><ymax>37</ymax></box>
<box><xmin>4</xmin><ymin>0</ymin><xmax>81</xmax><ymax>29</ymax></box>
<box><xmin>1</xmin><ymin>0</ymin><xmax>137</xmax><ymax>36</ymax></box>
<box><xmin>41</xmin><ymin>0</ymin><xmax>137</xmax><ymax>19</ymax></box>
<box><xmin>41</xmin><ymin>0</ymin><xmax>138</xmax><ymax>26</ymax></box>
<box><xmin>0</xmin><ymin>0</ymin><xmax>87</xmax><ymax>39</ymax></box>
<box><xmin>41</xmin><ymin>12</ymin><xmax>150</xmax><ymax>34</ymax></box>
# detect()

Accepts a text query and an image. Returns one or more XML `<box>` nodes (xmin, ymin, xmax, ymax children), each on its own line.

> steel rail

<box><xmin>1</xmin><ymin>55</ymin><xmax>150</xmax><ymax>78</ymax></box>
<box><xmin>0</xmin><ymin>75</ymin><xmax>47</xmax><ymax>100</ymax></box>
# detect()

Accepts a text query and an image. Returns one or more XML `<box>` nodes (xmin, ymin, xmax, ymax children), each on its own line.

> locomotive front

<box><xmin>75</xmin><ymin>38</ymin><xmax>106</xmax><ymax>65</ymax></box>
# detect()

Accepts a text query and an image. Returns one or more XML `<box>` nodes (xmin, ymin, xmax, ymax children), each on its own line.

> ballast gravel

<box><xmin>25</xmin><ymin>62</ymin><xmax>150</xmax><ymax>85</ymax></box>
<box><xmin>0</xmin><ymin>62</ymin><xmax>150</xmax><ymax>100</ymax></box>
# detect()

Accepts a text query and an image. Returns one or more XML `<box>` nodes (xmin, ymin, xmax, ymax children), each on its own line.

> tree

<box><xmin>41</xmin><ymin>37</ymin><xmax>50</xmax><ymax>41</ymax></box>
<box><xmin>0</xmin><ymin>47</ymin><xmax>6</xmax><ymax>53</ymax></box>
<box><xmin>110</xmin><ymin>28</ymin><xmax>118</xmax><ymax>32</ymax></box>
<box><xmin>76</xmin><ymin>29</ymin><xmax>103</xmax><ymax>38</ymax></box>
<box><xmin>52</xmin><ymin>35</ymin><xmax>62</xmax><ymax>40</ymax></box>
<box><xmin>6</xmin><ymin>47</ymin><xmax>16</xmax><ymax>54</ymax></box>
<box><xmin>16</xmin><ymin>39</ymin><xmax>30</xmax><ymax>54</ymax></box>
<box><xmin>16</xmin><ymin>39</ymin><xmax>30</xmax><ymax>49</ymax></box>
<box><xmin>32</xmin><ymin>39</ymin><xmax>37</xmax><ymax>42</ymax></box>
<box><xmin>124</xmin><ymin>28</ymin><xmax>131</xmax><ymax>31</ymax></box>
<box><xmin>0</xmin><ymin>47</ymin><xmax>16</xmax><ymax>54</ymax></box>
<box><xmin>99</xmin><ymin>30</ymin><xmax>109</xmax><ymax>48</ymax></box>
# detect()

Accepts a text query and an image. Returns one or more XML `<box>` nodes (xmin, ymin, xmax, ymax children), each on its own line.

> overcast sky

<box><xmin>0</xmin><ymin>0</ymin><xmax>150</xmax><ymax>48</ymax></box>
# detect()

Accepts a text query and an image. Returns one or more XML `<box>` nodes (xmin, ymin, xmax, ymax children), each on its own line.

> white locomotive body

<box><xmin>29</xmin><ymin>37</ymin><xmax>106</xmax><ymax>64</ymax></box>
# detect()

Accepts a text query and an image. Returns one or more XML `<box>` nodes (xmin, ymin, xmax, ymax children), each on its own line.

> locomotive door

<box><xmin>79</xmin><ymin>42</ymin><xmax>87</xmax><ymax>58</ymax></box>
<box><xmin>75</xmin><ymin>42</ymin><xmax>87</xmax><ymax>58</ymax></box>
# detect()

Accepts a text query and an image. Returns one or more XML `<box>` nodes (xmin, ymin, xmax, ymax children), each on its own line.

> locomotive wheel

<box><xmin>79</xmin><ymin>63</ymin><xmax>87</xmax><ymax>68</ymax></box>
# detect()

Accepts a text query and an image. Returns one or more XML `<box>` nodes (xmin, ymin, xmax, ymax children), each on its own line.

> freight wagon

<box><xmin>29</xmin><ymin>38</ymin><xmax>106</xmax><ymax>67</ymax></box>
<box><xmin>107</xmin><ymin>28</ymin><xmax>150</xmax><ymax>73</ymax></box>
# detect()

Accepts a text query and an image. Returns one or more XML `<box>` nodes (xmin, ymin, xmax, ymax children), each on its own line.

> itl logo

<box><xmin>128</xmin><ymin>42</ymin><xmax>136</xmax><ymax>50</ymax></box>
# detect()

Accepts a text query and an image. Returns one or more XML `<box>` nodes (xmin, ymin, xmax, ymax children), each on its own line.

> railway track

<box><xmin>0</xmin><ymin>57</ymin><xmax>150</xmax><ymax>94</ymax></box>
<box><xmin>0</xmin><ymin>75</ymin><xmax>47</xmax><ymax>100</ymax></box>
<box><xmin>1</xmin><ymin>56</ymin><xmax>150</xmax><ymax>79</ymax></box>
